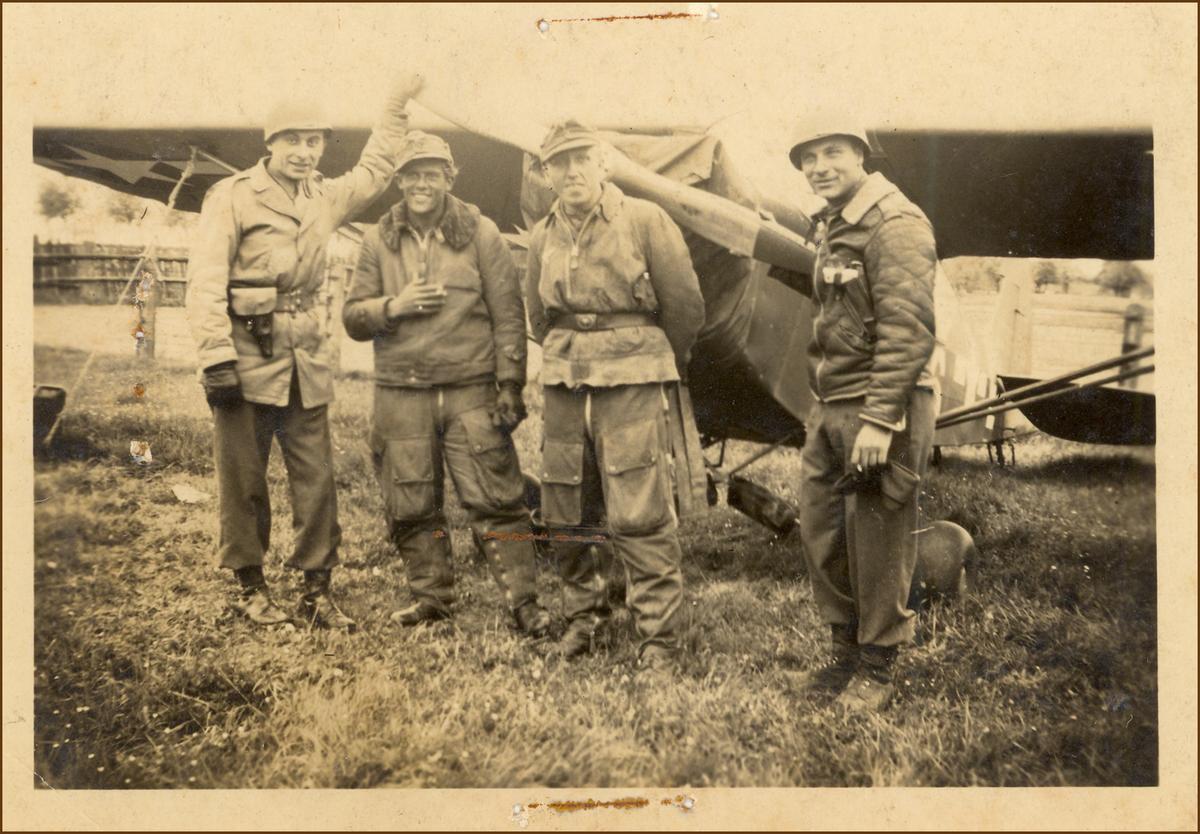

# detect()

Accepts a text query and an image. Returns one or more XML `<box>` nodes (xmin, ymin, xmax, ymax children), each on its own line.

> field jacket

<box><xmin>342</xmin><ymin>194</ymin><xmax>526</xmax><ymax>388</ymax></box>
<box><xmin>525</xmin><ymin>183</ymin><xmax>705</xmax><ymax>388</ymax></box>
<box><xmin>802</xmin><ymin>172</ymin><xmax>937</xmax><ymax>430</ymax></box>
<box><xmin>185</xmin><ymin>94</ymin><xmax>409</xmax><ymax>408</ymax></box>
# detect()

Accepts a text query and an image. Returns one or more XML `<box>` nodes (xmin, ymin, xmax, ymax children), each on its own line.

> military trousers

<box><xmin>540</xmin><ymin>383</ymin><xmax>685</xmax><ymax>654</ymax></box>
<box><xmin>212</xmin><ymin>370</ymin><xmax>340</xmax><ymax>572</ymax></box>
<box><xmin>370</xmin><ymin>382</ymin><xmax>537</xmax><ymax>614</ymax></box>
<box><xmin>798</xmin><ymin>389</ymin><xmax>938</xmax><ymax>647</ymax></box>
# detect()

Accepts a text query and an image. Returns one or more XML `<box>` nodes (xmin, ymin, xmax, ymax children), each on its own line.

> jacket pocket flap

<box><xmin>383</xmin><ymin>437</ymin><xmax>435</xmax><ymax>484</ymax></box>
<box><xmin>541</xmin><ymin>439</ymin><xmax>583</xmax><ymax>485</ymax></box>
<box><xmin>880</xmin><ymin>460</ymin><xmax>920</xmax><ymax>509</ymax></box>
<box><xmin>460</xmin><ymin>407</ymin><xmax>508</xmax><ymax>454</ymax></box>
<box><xmin>229</xmin><ymin>286</ymin><xmax>277</xmax><ymax>316</ymax></box>
<box><xmin>602</xmin><ymin>419</ymin><xmax>658</xmax><ymax>475</ymax></box>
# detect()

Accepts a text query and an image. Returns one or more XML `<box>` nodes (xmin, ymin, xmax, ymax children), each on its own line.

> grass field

<box><xmin>31</xmin><ymin>345</ymin><xmax>1157</xmax><ymax>788</ymax></box>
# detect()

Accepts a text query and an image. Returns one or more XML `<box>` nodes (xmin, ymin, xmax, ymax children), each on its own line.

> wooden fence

<box><xmin>34</xmin><ymin>241</ymin><xmax>191</xmax><ymax>305</ymax></box>
<box><xmin>33</xmin><ymin>240</ymin><xmax>358</xmax><ymax>307</ymax></box>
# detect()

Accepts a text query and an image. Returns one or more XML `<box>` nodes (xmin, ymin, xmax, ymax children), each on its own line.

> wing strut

<box><xmin>936</xmin><ymin>345</ymin><xmax>1155</xmax><ymax>430</ymax></box>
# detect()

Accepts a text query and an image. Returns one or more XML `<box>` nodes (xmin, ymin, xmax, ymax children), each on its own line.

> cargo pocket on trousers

<box><xmin>460</xmin><ymin>407</ymin><xmax>525</xmax><ymax>511</ymax></box>
<box><xmin>600</xmin><ymin>419</ymin><xmax>672</xmax><ymax>534</ymax></box>
<box><xmin>380</xmin><ymin>437</ymin><xmax>436</xmax><ymax>522</ymax></box>
<box><xmin>540</xmin><ymin>439</ymin><xmax>584</xmax><ymax>527</ymax></box>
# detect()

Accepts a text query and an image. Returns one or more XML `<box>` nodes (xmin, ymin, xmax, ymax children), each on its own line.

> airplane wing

<box><xmin>33</xmin><ymin>120</ymin><xmax>1155</xmax><ymax>450</ymax></box>
<box><xmin>999</xmin><ymin>374</ymin><xmax>1155</xmax><ymax>445</ymax></box>
<box><xmin>34</xmin><ymin>124</ymin><xmax>1153</xmax><ymax>261</ymax></box>
<box><xmin>33</xmin><ymin>125</ymin><xmax>526</xmax><ymax>226</ymax></box>
<box><xmin>869</xmin><ymin>129</ymin><xmax>1154</xmax><ymax>261</ymax></box>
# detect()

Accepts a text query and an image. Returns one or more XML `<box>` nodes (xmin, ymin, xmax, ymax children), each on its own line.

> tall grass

<box><xmin>32</xmin><ymin>347</ymin><xmax>1156</xmax><ymax>787</ymax></box>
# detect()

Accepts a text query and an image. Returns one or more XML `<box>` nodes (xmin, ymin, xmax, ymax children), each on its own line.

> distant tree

<box><xmin>107</xmin><ymin>192</ymin><xmax>147</xmax><ymax>224</ymax></box>
<box><xmin>1034</xmin><ymin>260</ymin><xmax>1083</xmax><ymax>293</ymax></box>
<box><xmin>1095</xmin><ymin>261</ymin><xmax>1149</xmax><ymax>298</ymax></box>
<box><xmin>38</xmin><ymin>180</ymin><xmax>81</xmax><ymax>221</ymax></box>
<box><xmin>942</xmin><ymin>257</ymin><xmax>1005</xmax><ymax>293</ymax></box>
<box><xmin>1035</xmin><ymin>260</ymin><xmax>1061</xmax><ymax>292</ymax></box>
<box><xmin>977</xmin><ymin>258</ymin><xmax>1005</xmax><ymax>292</ymax></box>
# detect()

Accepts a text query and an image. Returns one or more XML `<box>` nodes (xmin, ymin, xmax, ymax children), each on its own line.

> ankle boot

<box><xmin>835</xmin><ymin>644</ymin><xmax>898</xmax><ymax>712</ymax></box>
<box><xmin>298</xmin><ymin>569</ymin><xmax>357</xmax><ymax>632</ymax></box>
<box><xmin>789</xmin><ymin>623</ymin><xmax>859</xmax><ymax>696</ymax></box>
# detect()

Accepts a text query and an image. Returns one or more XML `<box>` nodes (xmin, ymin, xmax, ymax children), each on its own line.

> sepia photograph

<box><xmin>3</xmin><ymin>3</ymin><xmax>1196</xmax><ymax>830</ymax></box>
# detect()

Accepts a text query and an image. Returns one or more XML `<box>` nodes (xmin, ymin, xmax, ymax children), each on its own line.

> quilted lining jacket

<box><xmin>803</xmin><ymin>171</ymin><xmax>937</xmax><ymax>430</ymax></box>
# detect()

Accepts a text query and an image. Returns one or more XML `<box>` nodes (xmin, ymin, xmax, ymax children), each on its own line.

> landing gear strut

<box><xmin>986</xmin><ymin>439</ymin><xmax>1016</xmax><ymax>467</ymax></box>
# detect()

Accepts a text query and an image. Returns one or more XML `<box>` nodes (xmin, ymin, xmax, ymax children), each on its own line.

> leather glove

<box><xmin>492</xmin><ymin>382</ymin><xmax>527</xmax><ymax>432</ymax></box>
<box><xmin>202</xmin><ymin>361</ymin><xmax>243</xmax><ymax>408</ymax></box>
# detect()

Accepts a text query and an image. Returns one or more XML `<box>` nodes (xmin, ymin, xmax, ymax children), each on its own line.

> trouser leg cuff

<box><xmin>234</xmin><ymin>565</ymin><xmax>266</xmax><ymax>591</ymax></box>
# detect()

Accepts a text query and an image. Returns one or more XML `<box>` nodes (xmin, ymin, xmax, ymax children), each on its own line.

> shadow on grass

<box><xmin>1016</xmin><ymin>453</ymin><xmax>1155</xmax><ymax>486</ymax></box>
<box><xmin>934</xmin><ymin>446</ymin><xmax>1153</xmax><ymax>485</ymax></box>
<box><xmin>37</xmin><ymin>411</ymin><xmax>215</xmax><ymax>474</ymax></box>
<box><xmin>35</xmin><ymin>422</ymin><xmax>111</xmax><ymax>464</ymax></box>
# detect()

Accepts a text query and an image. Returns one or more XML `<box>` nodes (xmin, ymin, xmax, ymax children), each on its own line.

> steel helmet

<box><xmin>908</xmin><ymin>520</ymin><xmax>976</xmax><ymax>609</ymax></box>
<box><xmin>263</xmin><ymin>100</ymin><xmax>333</xmax><ymax>143</ymax></box>
<box><xmin>788</xmin><ymin>126</ymin><xmax>871</xmax><ymax>169</ymax></box>
<box><xmin>396</xmin><ymin>131</ymin><xmax>456</xmax><ymax>172</ymax></box>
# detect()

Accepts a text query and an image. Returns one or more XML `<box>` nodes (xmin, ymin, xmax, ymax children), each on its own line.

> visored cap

<box><xmin>539</xmin><ymin>119</ymin><xmax>601</xmax><ymax>164</ymax></box>
<box><xmin>396</xmin><ymin>131</ymin><xmax>455</xmax><ymax>171</ymax></box>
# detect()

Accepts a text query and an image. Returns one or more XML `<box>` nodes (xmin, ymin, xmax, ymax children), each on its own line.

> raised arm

<box><xmin>324</xmin><ymin>74</ymin><xmax>423</xmax><ymax>226</ymax></box>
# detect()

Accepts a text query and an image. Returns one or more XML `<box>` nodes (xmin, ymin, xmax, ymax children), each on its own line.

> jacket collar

<box><xmin>827</xmin><ymin>171</ymin><xmax>898</xmax><ymax>225</ymax></box>
<box><xmin>548</xmin><ymin>182</ymin><xmax>625</xmax><ymax>227</ymax></box>
<box><xmin>249</xmin><ymin>158</ymin><xmax>306</xmax><ymax>222</ymax></box>
<box><xmin>379</xmin><ymin>193</ymin><xmax>479</xmax><ymax>252</ymax></box>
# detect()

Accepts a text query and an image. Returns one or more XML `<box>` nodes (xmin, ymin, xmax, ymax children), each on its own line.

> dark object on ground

<box><xmin>727</xmin><ymin>474</ymin><xmax>797</xmax><ymax>535</ymax></box>
<box><xmin>33</xmin><ymin>385</ymin><xmax>68</xmax><ymax>447</ymax></box>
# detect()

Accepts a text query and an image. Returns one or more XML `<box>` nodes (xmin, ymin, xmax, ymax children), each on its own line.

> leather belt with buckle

<box><xmin>551</xmin><ymin>312</ymin><xmax>656</xmax><ymax>331</ymax></box>
<box><xmin>274</xmin><ymin>290</ymin><xmax>319</xmax><ymax>314</ymax></box>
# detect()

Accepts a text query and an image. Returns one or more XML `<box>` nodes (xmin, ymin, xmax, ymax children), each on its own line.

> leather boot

<box><xmin>546</xmin><ymin>614</ymin><xmax>606</xmax><ymax>660</ymax></box>
<box><xmin>835</xmin><ymin>644</ymin><xmax>898</xmax><ymax>712</ymax></box>
<box><xmin>393</xmin><ymin>524</ymin><xmax>455</xmax><ymax>614</ymax></box>
<box><xmin>514</xmin><ymin>600</ymin><xmax>552</xmax><ymax>639</ymax></box>
<box><xmin>297</xmin><ymin>569</ymin><xmax>357</xmax><ymax>632</ymax></box>
<box><xmin>554</xmin><ymin>534</ymin><xmax>612</xmax><ymax>626</ymax></box>
<box><xmin>478</xmin><ymin>528</ymin><xmax>540</xmax><ymax>617</ymax></box>
<box><xmin>231</xmin><ymin>567</ymin><xmax>290</xmax><ymax>625</ymax></box>
<box><xmin>636</xmin><ymin>644</ymin><xmax>678</xmax><ymax>681</ymax></box>
<box><xmin>789</xmin><ymin>623</ymin><xmax>859</xmax><ymax>696</ymax></box>
<box><xmin>392</xmin><ymin>600</ymin><xmax>451</xmax><ymax>626</ymax></box>
<box><xmin>233</xmin><ymin>587</ymin><xmax>291</xmax><ymax>625</ymax></box>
